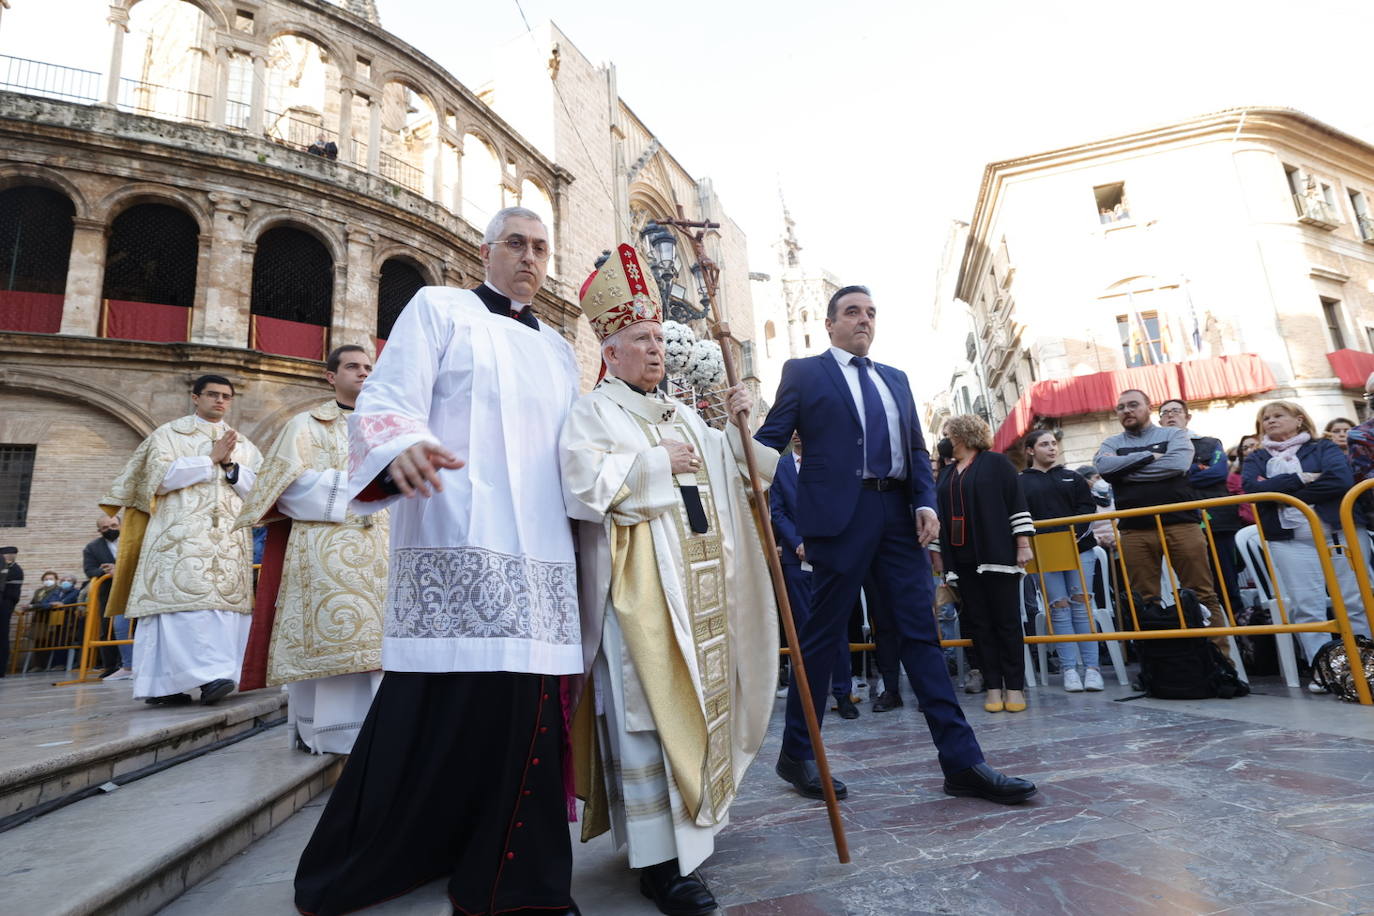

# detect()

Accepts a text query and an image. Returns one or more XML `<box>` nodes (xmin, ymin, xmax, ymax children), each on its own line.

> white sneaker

<box><xmin>1062</xmin><ymin>668</ymin><xmax>1084</xmax><ymax>692</ymax></box>
<box><xmin>1308</xmin><ymin>680</ymin><xmax>1328</xmax><ymax>694</ymax></box>
<box><xmin>103</xmin><ymin>668</ymin><xmax>134</xmax><ymax>681</ymax></box>
<box><xmin>1083</xmin><ymin>667</ymin><xmax>1104</xmax><ymax>691</ymax></box>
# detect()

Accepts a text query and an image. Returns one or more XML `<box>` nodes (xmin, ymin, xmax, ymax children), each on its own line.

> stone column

<box><xmin>60</xmin><ymin>218</ymin><xmax>108</xmax><ymax>337</ymax></box>
<box><xmin>337</xmin><ymin>87</ymin><xmax>354</xmax><ymax>165</ymax></box>
<box><xmin>366</xmin><ymin>96</ymin><xmax>381</xmax><ymax>173</ymax></box>
<box><xmin>449</xmin><ymin>138</ymin><xmax>464</xmax><ymax>214</ymax></box>
<box><xmin>103</xmin><ymin>5</ymin><xmax>129</xmax><ymax>107</ymax></box>
<box><xmin>248</xmin><ymin>52</ymin><xmax>267</xmax><ymax>135</ymax></box>
<box><xmin>334</xmin><ymin>227</ymin><xmax>376</xmax><ymax>349</ymax></box>
<box><xmin>195</xmin><ymin>193</ymin><xmax>253</xmax><ymax>348</ymax></box>
<box><xmin>430</xmin><ymin>135</ymin><xmax>445</xmax><ymax>203</ymax></box>
<box><xmin>210</xmin><ymin>45</ymin><xmax>229</xmax><ymax>127</ymax></box>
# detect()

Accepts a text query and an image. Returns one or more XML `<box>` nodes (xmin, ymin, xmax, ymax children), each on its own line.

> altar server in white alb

<box><xmin>561</xmin><ymin>245</ymin><xmax>780</xmax><ymax>916</ymax></box>
<box><xmin>234</xmin><ymin>345</ymin><xmax>388</xmax><ymax>754</ymax></box>
<box><xmin>295</xmin><ymin>207</ymin><xmax>586</xmax><ymax>916</ymax></box>
<box><xmin>100</xmin><ymin>374</ymin><xmax>261</xmax><ymax>707</ymax></box>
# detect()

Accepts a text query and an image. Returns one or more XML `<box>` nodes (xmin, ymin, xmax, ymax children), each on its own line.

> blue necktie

<box><xmin>854</xmin><ymin>357</ymin><xmax>892</xmax><ymax>478</ymax></box>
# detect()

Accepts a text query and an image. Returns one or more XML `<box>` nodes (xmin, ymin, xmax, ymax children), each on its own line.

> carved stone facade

<box><xmin>0</xmin><ymin>0</ymin><xmax>759</xmax><ymax>581</ymax></box>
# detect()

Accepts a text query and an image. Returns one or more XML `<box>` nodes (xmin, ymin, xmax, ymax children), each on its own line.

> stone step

<box><xmin>0</xmin><ymin>675</ymin><xmax>288</xmax><ymax>825</ymax></box>
<box><xmin>0</xmin><ymin>725</ymin><xmax>341</xmax><ymax>916</ymax></box>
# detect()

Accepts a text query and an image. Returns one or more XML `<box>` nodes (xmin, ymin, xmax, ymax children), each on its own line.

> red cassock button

<box><xmin>523</xmin><ymin>789</ymin><xmax>532</xmax><ymax>796</ymax></box>
<box><xmin>540</xmin><ymin>726</ymin><xmax>548</xmax><ymax>734</ymax></box>
<box><xmin>542</xmin><ymin>693</ymin><xmax>550</xmax><ymax>700</ymax></box>
<box><xmin>506</xmin><ymin>852</ymin><xmax>515</xmax><ymax>860</ymax></box>
<box><xmin>516</xmin><ymin>821</ymin><xmax>524</xmax><ymax>828</ymax></box>
<box><xmin>531</xmin><ymin>758</ymin><xmax>540</xmax><ymax>766</ymax></box>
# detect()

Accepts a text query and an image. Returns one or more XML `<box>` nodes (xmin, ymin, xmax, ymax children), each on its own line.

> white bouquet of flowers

<box><xmin>662</xmin><ymin>320</ymin><xmax>696</xmax><ymax>376</ymax></box>
<box><xmin>686</xmin><ymin>339</ymin><xmax>725</xmax><ymax>390</ymax></box>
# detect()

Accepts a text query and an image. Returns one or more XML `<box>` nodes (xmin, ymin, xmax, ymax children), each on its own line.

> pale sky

<box><xmin>6</xmin><ymin>0</ymin><xmax>1374</xmax><ymax>386</ymax></box>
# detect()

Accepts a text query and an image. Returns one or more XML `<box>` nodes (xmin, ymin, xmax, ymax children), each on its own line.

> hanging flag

<box><xmin>1183</xmin><ymin>282</ymin><xmax>1202</xmax><ymax>353</ymax></box>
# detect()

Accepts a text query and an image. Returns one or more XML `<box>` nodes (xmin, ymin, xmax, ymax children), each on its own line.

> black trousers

<box><xmin>0</xmin><ymin>600</ymin><xmax>12</xmax><ymax>676</ymax></box>
<box><xmin>294</xmin><ymin>671</ymin><xmax>574</xmax><ymax>916</ymax></box>
<box><xmin>864</xmin><ymin>572</ymin><xmax>903</xmax><ymax>695</ymax></box>
<box><xmin>952</xmin><ymin>564</ymin><xmax>1025</xmax><ymax>691</ymax></box>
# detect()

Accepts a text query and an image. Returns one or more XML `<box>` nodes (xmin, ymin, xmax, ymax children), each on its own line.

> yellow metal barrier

<box><xmin>782</xmin><ymin>492</ymin><xmax>1372</xmax><ymax>707</ymax></box>
<box><xmin>7</xmin><ymin>600</ymin><xmax>88</xmax><ymax>675</ymax></box>
<box><xmin>54</xmin><ymin>574</ymin><xmax>124</xmax><ymax>686</ymax></box>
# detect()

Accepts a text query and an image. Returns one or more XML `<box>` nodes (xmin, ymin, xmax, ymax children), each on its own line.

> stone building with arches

<box><xmin>0</xmin><ymin>0</ymin><xmax>759</xmax><ymax>577</ymax></box>
<box><xmin>928</xmin><ymin>107</ymin><xmax>1374</xmax><ymax>463</ymax></box>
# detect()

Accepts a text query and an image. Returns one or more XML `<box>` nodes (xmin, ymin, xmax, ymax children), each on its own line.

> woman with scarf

<box><xmin>1242</xmin><ymin>400</ymin><xmax>1374</xmax><ymax>692</ymax></box>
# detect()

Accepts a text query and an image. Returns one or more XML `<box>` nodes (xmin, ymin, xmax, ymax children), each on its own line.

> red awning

<box><xmin>374</xmin><ymin>336</ymin><xmax>386</xmax><ymax>357</ymax></box>
<box><xmin>0</xmin><ymin>290</ymin><xmax>64</xmax><ymax>333</ymax></box>
<box><xmin>990</xmin><ymin>353</ymin><xmax>1277</xmax><ymax>453</ymax></box>
<box><xmin>252</xmin><ymin>314</ymin><xmax>326</xmax><ymax>361</ymax></box>
<box><xmin>102</xmin><ymin>299</ymin><xmax>191</xmax><ymax>342</ymax></box>
<box><xmin>1326</xmin><ymin>349</ymin><xmax>1374</xmax><ymax>390</ymax></box>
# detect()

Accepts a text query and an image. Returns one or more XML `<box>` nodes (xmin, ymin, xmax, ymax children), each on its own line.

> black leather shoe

<box><xmin>871</xmin><ymin>690</ymin><xmax>904</xmax><ymax>712</ymax></box>
<box><xmin>199</xmin><ymin>678</ymin><xmax>235</xmax><ymax>706</ymax></box>
<box><xmin>775</xmin><ymin>750</ymin><xmax>848</xmax><ymax>800</ymax></box>
<box><xmin>145</xmin><ymin>693</ymin><xmax>193</xmax><ymax>706</ymax></box>
<box><xmin>639</xmin><ymin>859</ymin><xmax>717</xmax><ymax>916</ymax></box>
<box><xmin>834</xmin><ymin>693</ymin><xmax>859</xmax><ymax>719</ymax></box>
<box><xmin>943</xmin><ymin>762</ymin><xmax>1037</xmax><ymax>804</ymax></box>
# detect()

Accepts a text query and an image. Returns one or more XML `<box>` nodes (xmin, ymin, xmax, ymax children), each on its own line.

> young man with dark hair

<box><xmin>237</xmin><ymin>344</ymin><xmax>386</xmax><ymax>755</ymax></box>
<box><xmin>100</xmin><ymin>374</ymin><xmax>262</xmax><ymax>705</ymax></box>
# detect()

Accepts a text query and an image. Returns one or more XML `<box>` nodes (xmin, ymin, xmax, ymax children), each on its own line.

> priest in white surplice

<box><xmin>100</xmin><ymin>374</ymin><xmax>261</xmax><ymax>707</ymax></box>
<box><xmin>561</xmin><ymin>245</ymin><xmax>779</xmax><ymax>916</ymax></box>
<box><xmin>295</xmin><ymin>208</ymin><xmax>585</xmax><ymax>916</ymax></box>
<box><xmin>235</xmin><ymin>345</ymin><xmax>388</xmax><ymax>755</ymax></box>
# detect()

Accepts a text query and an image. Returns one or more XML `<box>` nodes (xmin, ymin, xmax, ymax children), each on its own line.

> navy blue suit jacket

<box><xmin>770</xmin><ymin>454</ymin><xmax>803</xmax><ymax>567</ymax></box>
<box><xmin>756</xmin><ymin>351</ymin><xmax>937</xmax><ymax>539</ymax></box>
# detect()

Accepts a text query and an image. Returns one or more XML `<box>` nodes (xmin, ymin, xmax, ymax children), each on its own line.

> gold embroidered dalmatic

<box><xmin>236</xmin><ymin>401</ymin><xmax>389</xmax><ymax>685</ymax></box>
<box><xmin>561</xmin><ymin>377</ymin><xmax>779</xmax><ymax>853</ymax></box>
<box><xmin>100</xmin><ymin>416</ymin><xmax>262</xmax><ymax>619</ymax></box>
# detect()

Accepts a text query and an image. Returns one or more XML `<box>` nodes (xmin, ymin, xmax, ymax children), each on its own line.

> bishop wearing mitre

<box><xmin>560</xmin><ymin>244</ymin><xmax>779</xmax><ymax>916</ymax></box>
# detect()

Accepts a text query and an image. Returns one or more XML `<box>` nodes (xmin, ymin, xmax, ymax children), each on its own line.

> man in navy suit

<box><xmin>771</xmin><ymin>434</ymin><xmax>858</xmax><ymax>718</ymax></box>
<box><xmin>755</xmin><ymin>285</ymin><xmax>1035</xmax><ymax>805</ymax></box>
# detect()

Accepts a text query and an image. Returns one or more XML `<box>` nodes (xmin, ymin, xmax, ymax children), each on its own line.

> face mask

<box><xmin>102</xmin><ymin>529</ymin><xmax>120</xmax><ymax>541</ymax></box>
<box><xmin>60</xmin><ymin>580</ymin><xmax>73</xmax><ymax>588</ymax></box>
<box><xmin>43</xmin><ymin>579</ymin><xmax>56</xmax><ymax>587</ymax></box>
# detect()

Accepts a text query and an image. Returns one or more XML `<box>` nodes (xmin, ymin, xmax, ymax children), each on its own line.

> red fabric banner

<box><xmin>374</xmin><ymin>336</ymin><xmax>386</xmax><ymax>357</ymax></box>
<box><xmin>103</xmin><ymin>299</ymin><xmax>190</xmax><ymax>342</ymax></box>
<box><xmin>991</xmin><ymin>353</ymin><xmax>1278</xmax><ymax>453</ymax></box>
<box><xmin>0</xmin><ymin>290</ymin><xmax>64</xmax><ymax>333</ymax></box>
<box><xmin>1326</xmin><ymin>349</ymin><xmax>1374</xmax><ymax>390</ymax></box>
<box><xmin>253</xmin><ymin>314</ymin><xmax>326</xmax><ymax>361</ymax></box>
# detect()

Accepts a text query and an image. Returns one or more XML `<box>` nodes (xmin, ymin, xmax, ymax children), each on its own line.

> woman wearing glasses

<box><xmin>1242</xmin><ymin>400</ymin><xmax>1374</xmax><ymax>692</ymax></box>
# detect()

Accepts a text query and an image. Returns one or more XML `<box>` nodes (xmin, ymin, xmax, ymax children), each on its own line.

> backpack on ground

<box><xmin>1311</xmin><ymin>635</ymin><xmax>1374</xmax><ymax>703</ymax></box>
<box><xmin>1133</xmin><ymin>589</ymin><xmax>1250</xmax><ymax>700</ymax></box>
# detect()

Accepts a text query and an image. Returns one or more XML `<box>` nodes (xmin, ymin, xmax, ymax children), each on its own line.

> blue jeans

<box><xmin>1038</xmin><ymin>554</ymin><xmax>1099</xmax><ymax>669</ymax></box>
<box><xmin>113</xmin><ymin>614</ymin><xmax>134</xmax><ymax>667</ymax></box>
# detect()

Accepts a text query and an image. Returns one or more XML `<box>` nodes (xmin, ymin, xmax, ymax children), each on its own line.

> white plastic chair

<box><xmin>1026</xmin><ymin>546</ymin><xmax>1129</xmax><ymax>687</ymax></box>
<box><xmin>1231</xmin><ymin>525</ymin><xmax>1302</xmax><ymax>688</ymax></box>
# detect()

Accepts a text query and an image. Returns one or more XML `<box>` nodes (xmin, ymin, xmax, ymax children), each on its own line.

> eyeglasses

<box><xmin>198</xmin><ymin>391</ymin><xmax>234</xmax><ymax>401</ymax></box>
<box><xmin>1158</xmin><ymin>407</ymin><xmax>1185</xmax><ymax>417</ymax></box>
<box><xmin>488</xmin><ymin>235</ymin><xmax>551</xmax><ymax>261</ymax></box>
<box><xmin>1114</xmin><ymin>402</ymin><xmax>1145</xmax><ymax>412</ymax></box>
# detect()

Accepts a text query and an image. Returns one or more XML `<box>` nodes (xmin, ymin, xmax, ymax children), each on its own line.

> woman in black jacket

<box><xmin>1020</xmin><ymin>429</ymin><xmax>1103</xmax><ymax>692</ymax></box>
<box><xmin>933</xmin><ymin>415</ymin><xmax>1035</xmax><ymax>713</ymax></box>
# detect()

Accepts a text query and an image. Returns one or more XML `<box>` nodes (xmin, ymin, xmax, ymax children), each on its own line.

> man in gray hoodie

<box><xmin>1094</xmin><ymin>389</ymin><xmax>1229</xmax><ymax>656</ymax></box>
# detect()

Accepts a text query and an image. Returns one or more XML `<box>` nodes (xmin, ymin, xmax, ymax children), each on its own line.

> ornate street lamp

<box><xmin>639</xmin><ymin>218</ymin><xmax>711</xmax><ymax>324</ymax></box>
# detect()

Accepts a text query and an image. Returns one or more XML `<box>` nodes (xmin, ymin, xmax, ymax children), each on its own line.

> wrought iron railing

<box><xmin>225</xmin><ymin>98</ymin><xmax>251</xmax><ymax>131</ymax></box>
<box><xmin>265</xmin><ymin>110</ymin><xmax>338</xmax><ymax>155</ymax></box>
<box><xmin>118</xmin><ymin>77</ymin><xmax>210</xmax><ymax>125</ymax></box>
<box><xmin>379</xmin><ymin>150</ymin><xmax>424</xmax><ymax>192</ymax></box>
<box><xmin>1358</xmin><ymin>214</ymin><xmax>1374</xmax><ymax>242</ymax></box>
<box><xmin>1292</xmin><ymin>193</ymin><xmax>1339</xmax><ymax>227</ymax></box>
<box><xmin>0</xmin><ymin>54</ymin><xmax>100</xmax><ymax>103</ymax></box>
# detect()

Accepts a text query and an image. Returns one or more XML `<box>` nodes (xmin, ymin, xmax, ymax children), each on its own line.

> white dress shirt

<box><xmin>827</xmin><ymin>346</ymin><xmax>905</xmax><ymax>480</ymax></box>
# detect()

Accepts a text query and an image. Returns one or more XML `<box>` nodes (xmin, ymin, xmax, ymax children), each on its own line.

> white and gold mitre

<box><xmin>577</xmin><ymin>243</ymin><xmax>663</xmax><ymax>341</ymax></box>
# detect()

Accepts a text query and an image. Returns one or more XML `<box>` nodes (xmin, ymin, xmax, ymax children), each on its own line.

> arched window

<box><xmin>101</xmin><ymin>203</ymin><xmax>199</xmax><ymax>342</ymax></box>
<box><xmin>763</xmin><ymin>319</ymin><xmax>776</xmax><ymax>358</ymax></box>
<box><xmin>0</xmin><ymin>186</ymin><xmax>74</xmax><ymax>333</ymax></box>
<box><xmin>250</xmin><ymin>226</ymin><xmax>333</xmax><ymax>360</ymax></box>
<box><xmin>462</xmin><ymin>134</ymin><xmax>502</xmax><ymax>230</ymax></box>
<box><xmin>520</xmin><ymin>178</ymin><xmax>556</xmax><ymax>275</ymax></box>
<box><xmin>376</xmin><ymin>257</ymin><xmax>427</xmax><ymax>349</ymax></box>
<box><xmin>265</xmin><ymin>33</ymin><xmax>342</xmax><ymax>152</ymax></box>
<box><xmin>379</xmin><ymin>81</ymin><xmax>436</xmax><ymax>195</ymax></box>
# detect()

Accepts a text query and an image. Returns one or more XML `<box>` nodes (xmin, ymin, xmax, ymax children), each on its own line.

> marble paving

<box><xmin>5</xmin><ymin>668</ymin><xmax>1373</xmax><ymax>915</ymax></box>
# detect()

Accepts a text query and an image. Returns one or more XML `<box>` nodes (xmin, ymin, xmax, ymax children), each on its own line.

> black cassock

<box><xmin>294</xmin><ymin>671</ymin><xmax>575</xmax><ymax>916</ymax></box>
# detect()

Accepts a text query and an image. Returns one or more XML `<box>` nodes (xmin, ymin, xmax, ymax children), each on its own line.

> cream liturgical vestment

<box><xmin>101</xmin><ymin>415</ymin><xmax>262</xmax><ymax>699</ymax></box>
<box><xmin>561</xmin><ymin>376</ymin><xmax>779</xmax><ymax>873</ymax></box>
<box><xmin>236</xmin><ymin>401</ymin><xmax>389</xmax><ymax>754</ymax></box>
<box><xmin>346</xmin><ymin>287</ymin><xmax>583</xmax><ymax>675</ymax></box>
